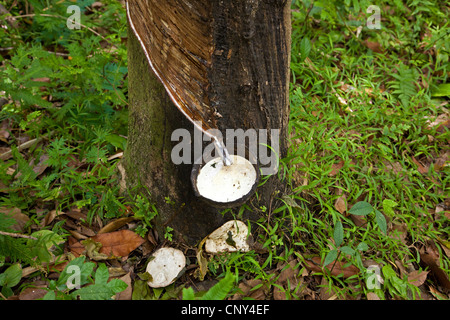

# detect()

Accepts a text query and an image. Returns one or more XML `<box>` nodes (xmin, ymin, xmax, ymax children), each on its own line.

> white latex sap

<box><xmin>196</xmin><ymin>155</ymin><xmax>257</xmax><ymax>203</ymax></box>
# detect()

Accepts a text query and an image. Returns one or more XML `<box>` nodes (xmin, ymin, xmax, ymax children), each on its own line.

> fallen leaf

<box><xmin>407</xmin><ymin>270</ymin><xmax>429</xmax><ymax>287</ymax></box>
<box><xmin>363</xmin><ymin>40</ymin><xmax>383</xmax><ymax>53</ymax></box>
<box><xmin>31</xmin><ymin>154</ymin><xmax>49</xmax><ymax>177</ymax></box>
<box><xmin>274</xmin><ymin>260</ymin><xmax>301</xmax><ymax>300</ymax></box>
<box><xmin>367</xmin><ymin>292</ymin><xmax>380</xmax><ymax>300</ymax></box>
<box><xmin>68</xmin><ymin>230</ymin><xmax>88</xmax><ymax>240</ymax></box>
<box><xmin>41</xmin><ymin>209</ymin><xmax>65</xmax><ymax>227</ymax></box>
<box><xmin>429</xmin><ymin>285</ymin><xmax>448</xmax><ymax>300</ymax></box>
<box><xmin>0</xmin><ymin>126</ymin><xmax>9</xmax><ymax>143</ymax></box>
<box><xmin>391</xmin><ymin>222</ymin><xmax>408</xmax><ymax>245</ymax></box>
<box><xmin>303</xmin><ymin>256</ymin><xmax>359</xmax><ymax>278</ymax></box>
<box><xmin>350</xmin><ymin>214</ymin><xmax>366</xmax><ymax>227</ymax></box>
<box><xmin>18</xmin><ymin>287</ymin><xmax>48</xmax><ymax>300</ymax></box>
<box><xmin>412</xmin><ymin>156</ymin><xmax>428</xmax><ymax>174</ymax></box>
<box><xmin>433</xmin><ymin>151</ymin><xmax>449</xmax><ymax>172</ymax></box>
<box><xmin>65</xmin><ymin>208</ymin><xmax>86</xmax><ymax>221</ymax></box>
<box><xmin>335</xmin><ymin>194</ymin><xmax>347</xmax><ymax>214</ymax></box>
<box><xmin>232</xmin><ymin>279</ymin><xmax>266</xmax><ymax>300</ymax></box>
<box><xmin>426</xmin><ymin>112</ymin><xmax>449</xmax><ymax>131</ymax></box>
<box><xmin>329</xmin><ymin>159</ymin><xmax>344</xmax><ymax>177</ymax></box>
<box><xmin>32</xmin><ymin>77</ymin><xmax>51</xmax><ymax>83</ymax></box>
<box><xmin>98</xmin><ymin>217</ymin><xmax>136</xmax><ymax>234</ymax></box>
<box><xmin>195</xmin><ymin>249</ymin><xmax>208</xmax><ymax>281</ymax></box>
<box><xmin>435</xmin><ymin>236</ymin><xmax>450</xmax><ymax>258</ymax></box>
<box><xmin>67</xmin><ymin>236</ymin><xmax>85</xmax><ymax>255</ymax></box>
<box><xmin>0</xmin><ymin>207</ymin><xmax>29</xmax><ymax>232</ymax></box>
<box><xmin>68</xmin><ymin>230</ymin><xmax>145</xmax><ymax>259</ymax></box>
<box><xmin>419</xmin><ymin>243</ymin><xmax>450</xmax><ymax>290</ymax></box>
<box><xmin>319</xmin><ymin>277</ymin><xmax>337</xmax><ymax>300</ymax></box>
<box><xmin>82</xmin><ymin>238</ymin><xmax>110</xmax><ymax>261</ymax></box>
<box><xmin>115</xmin><ymin>273</ymin><xmax>132</xmax><ymax>300</ymax></box>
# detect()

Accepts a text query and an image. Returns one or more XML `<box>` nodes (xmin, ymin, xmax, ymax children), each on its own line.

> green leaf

<box><xmin>42</xmin><ymin>291</ymin><xmax>56</xmax><ymax>300</ymax></box>
<box><xmin>70</xmin><ymin>283</ymin><xmax>113</xmax><ymax>300</ymax></box>
<box><xmin>382</xmin><ymin>199</ymin><xmax>398</xmax><ymax>216</ymax></box>
<box><xmin>0</xmin><ymin>212</ymin><xmax>16</xmax><ymax>231</ymax></box>
<box><xmin>340</xmin><ymin>246</ymin><xmax>355</xmax><ymax>256</ymax></box>
<box><xmin>349</xmin><ymin>201</ymin><xmax>373</xmax><ymax>216</ymax></box>
<box><xmin>382</xmin><ymin>264</ymin><xmax>396</xmax><ymax>279</ymax></box>
<box><xmin>300</xmin><ymin>37</ymin><xmax>312</xmax><ymax>61</ymax></box>
<box><xmin>95</xmin><ymin>263</ymin><xmax>109</xmax><ymax>285</ymax></box>
<box><xmin>131</xmin><ymin>280</ymin><xmax>152</xmax><ymax>300</ymax></box>
<box><xmin>382</xmin><ymin>264</ymin><xmax>407</xmax><ymax>297</ymax></box>
<box><xmin>323</xmin><ymin>249</ymin><xmax>338</xmax><ymax>267</ymax></box>
<box><xmin>1</xmin><ymin>263</ymin><xmax>22</xmax><ymax>288</ymax></box>
<box><xmin>56</xmin><ymin>257</ymin><xmax>95</xmax><ymax>290</ymax></box>
<box><xmin>375</xmin><ymin>210</ymin><xmax>387</xmax><ymax>234</ymax></box>
<box><xmin>1</xmin><ymin>286</ymin><xmax>13</xmax><ymax>298</ymax></box>
<box><xmin>333</xmin><ymin>221</ymin><xmax>344</xmax><ymax>247</ymax></box>
<box><xmin>106</xmin><ymin>279</ymin><xmax>128</xmax><ymax>295</ymax></box>
<box><xmin>105</xmin><ymin>134</ymin><xmax>127</xmax><ymax>150</ymax></box>
<box><xmin>431</xmin><ymin>83</ymin><xmax>450</xmax><ymax>97</ymax></box>
<box><xmin>0</xmin><ymin>235</ymin><xmax>35</xmax><ymax>266</ymax></box>
<box><xmin>356</xmin><ymin>242</ymin><xmax>369</xmax><ymax>251</ymax></box>
<box><xmin>29</xmin><ymin>230</ymin><xmax>65</xmax><ymax>250</ymax></box>
<box><xmin>200</xmin><ymin>271</ymin><xmax>235</xmax><ymax>300</ymax></box>
<box><xmin>182</xmin><ymin>287</ymin><xmax>196</xmax><ymax>300</ymax></box>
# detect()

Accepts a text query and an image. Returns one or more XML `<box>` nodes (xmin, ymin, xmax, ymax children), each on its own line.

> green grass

<box><xmin>263</xmin><ymin>0</ymin><xmax>449</xmax><ymax>299</ymax></box>
<box><xmin>0</xmin><ymin>0</ymin><xmax>449</xmax><ymax>300</ymax></box>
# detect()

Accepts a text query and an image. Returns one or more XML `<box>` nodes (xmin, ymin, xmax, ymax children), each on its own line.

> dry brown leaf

<box><xmin>65</xmin><ymin>208</ymin><xmax>87</xmax><ymax>220</ymax></box>
<box><xmin>335</xmin><ymin>194</ymin><xmax>347</xmax><ymax>214</ymax></box>
<box><xmin>407</xmin><ymin>270</ymin><xmax>429</xmax><ymax>287</ymax></box>
<box><xmin>329</xmin><ymin>159</ymin><xmax>344</xmax><ymax>177</ymax></box>
<box><xmin>0</xmin><ymin>128</ymin><xmax>9</xmax><ymax>143</ymax></box>
<box><xmin>18</xmin><ymin>287</ymin><xmax>48</xmax><ymax>300</ymax></box>
<box><xmin>32</xmin><ymin>77</ymin><xmax>51</xmax><ymax>83</ymax></box>
<box><xmin>412</xmin><ymin>156</ymin><xmax>428</xmax><ymax>174</ymax></box>
<box><xmin>68</xmin><ymin>230</ymin><xmax>88</xmax><ymax>240</ymax></box>
<box><xmin>115</xmin><ymin>273</ymin><xmax>132</xmax><ymax>300</ymax></box>
<box><xmin>436</xmin><ymin>237</ymin><xmax>450</xmax><ymax>259</ymax></box>
<box><xmin>319</xmin><ymin>277</ymin><xmax>337</xmax><ymax>300</ymax></box>
<box><xmin>367</xmin><ymin>292</ymin><xmax>380</xmax><ymax>300</ymax></box>
<box><xmin>41</xmin><ymin>209</ymin><xmax>65</xmax><ymax>227</ymax></box>
<box><xmin>363</xmin><ymin>40</ymin><xmax>383</xmax><ymax>53</ymax></box>
<box><xmin>391</xmin><ymin>222</ymin><xmax>408</xmax><ymax>245</ymax></box>
<box><xmin>428</xmin><ymin>285</ymin><xmax>448</xmax><ymax>300</ymax></box>
<box><xmin>419</xmin><ymin>243</ymin><xmax>450</xmax><ymax>290</ymax></box>
<box><xmin>433</xmin><ymin>151</ymin><xmax>449</xmax><ymax>172</ymax></box>
<box><xmin>79</xmin><ymin>225</ymin><xmax>96</xmax><ymax>237</ymax></box>
<box><xmin>0</xmin><ymin>207</ymin><xmax>29</xmax><ymax>232</ymax></box>
<box><xmin>304</xmin><ymin>256</ymin><xmax>359</xmax><ymax>278</ymax></box>
<box><xmin>274</xmin><ymin>260</ymin><xmax>300</xmax><ymax>300</ymax></box>
<box><xmin>68</xmin><ymin>230</ymin><xmax>145</xmax><ymax>258</ymax></box>
<box><xmin>383</xmin><ymin>160</ymin><xmax>403</xmax><ymax>175</ymax></box>
<box><xmin>32</xmin><ymin>154</ymin><xmax>49</xmax><ymax>177</ymax></box>
<box><xmin>350</xmin><ymin>214</ymin><xmax>366</xmax><ymax>227</ymax></box>
<box><xmin>98</xmin><ymin>217</ymin><xmax>136</xmax><ymax>234</ymax></box>
<box><xmin>426</xmin><ymin>112</ymin><xmax>450</xmax><ymax>132</ymax></box>
<box><xmin>232</xmin><ymin>279</ymin><xmax>266</xmax><ymax>300</ymax></box>
<box><xmin>195</xmin><ymin>249</ymin><xmax>209</xmax><ymax>281</ymax></box>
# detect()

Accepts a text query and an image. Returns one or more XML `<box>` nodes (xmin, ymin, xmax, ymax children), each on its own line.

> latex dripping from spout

<box><xmin>213</xmin><ymin>137</ymin><xmax>233</xmax><ymax>166</ymax></box>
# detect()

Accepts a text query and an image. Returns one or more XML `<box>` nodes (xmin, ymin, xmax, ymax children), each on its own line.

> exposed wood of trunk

<box><xmin>124</xmin><ymin>0</ymin><xmax>291</xmax><ymax>244</ymax></box>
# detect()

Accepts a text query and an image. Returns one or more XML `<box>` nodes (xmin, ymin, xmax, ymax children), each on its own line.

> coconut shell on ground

<box><xmin>205</xmin><ymin>220</ymin><xmax>251</xmax><ymax>253</ymax></box>
<box><xmin>146</xmin><ymin>247</ymin><xmax>186</xmax><ymax>288</ymax></box>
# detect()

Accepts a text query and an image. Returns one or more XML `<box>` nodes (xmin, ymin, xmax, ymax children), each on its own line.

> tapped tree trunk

<box><xmin>124</xmin><ymin>0</ymin><xmax>291</xmax><ymax>244</ymax></box>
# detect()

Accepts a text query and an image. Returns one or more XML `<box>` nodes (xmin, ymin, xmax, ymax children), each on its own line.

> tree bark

<box><xmin>124</xmin><ymin>0</ymin><xmax>291</xmax><ymax>244</ymax></box>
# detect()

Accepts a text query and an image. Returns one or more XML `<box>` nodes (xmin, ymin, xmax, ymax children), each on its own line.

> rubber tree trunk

<box><xmin>124</xmin><ymin>0</ymin><xmax>291</xmax><ymax>244</ymax></box>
